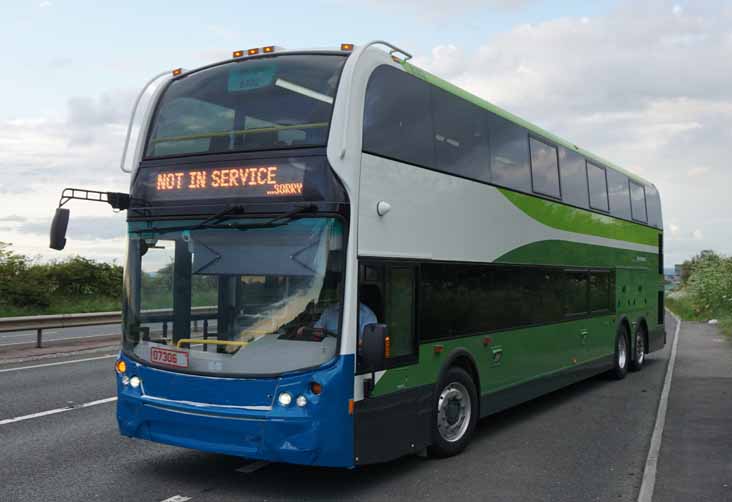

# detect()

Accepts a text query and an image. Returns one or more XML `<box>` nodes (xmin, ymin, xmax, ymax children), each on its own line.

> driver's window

<box><xmin>358</xmin><ymin>261</ymin><xmax>417</xmax><ymax>366</ymax></box>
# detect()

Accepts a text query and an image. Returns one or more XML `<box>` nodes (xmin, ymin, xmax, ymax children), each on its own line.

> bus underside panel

<box><xmin>354</xmin><ymin>384</ymin><xmax>433</xmax><ymax>465</ymax></box>
<box><xmin>116</xmin><ymin>353</ymin><xmax>356</xmax><ymax>468</ymax></box>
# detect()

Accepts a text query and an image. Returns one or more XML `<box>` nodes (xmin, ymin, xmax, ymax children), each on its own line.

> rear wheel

<box><xmin>610</xmin><ymin>326</ymin><xmax>630</xmax><ymax>380</ymax></box>
<box><xmin>630</xmin><ymin>326</ymin><xmax>647</xmax><ymax>372</ymax></box>
<box><xmin>428</xmin><ymin>367</ymin><xmax>478</xmax><ymax>458</ymax></box>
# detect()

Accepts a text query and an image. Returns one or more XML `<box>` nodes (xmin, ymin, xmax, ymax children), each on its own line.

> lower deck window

<box><xmin>420</xmin><ymin>263</ymin><xmax>615</xmax><ymax>341</ymax></box>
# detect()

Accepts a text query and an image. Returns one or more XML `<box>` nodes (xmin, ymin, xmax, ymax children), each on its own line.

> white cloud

<box><xmin>0</xmin><ymin>91</ymin><xmax>131</xmax><ymax>261</ymax></box>
<box><xmin>692</xmin><ymin>229</ymin><xmax>704</xmax><ymax>240</ymax></box>
<box><xmin>365</xmin><ymin>0</ymin><xmax>535</xmax><ymax>11</ymax></box>
<box><xmin>687</xmin><ymin>166</ymin><xmax>710</xmax><ymax>177</ymax></box>
<box><xmin>39</xmin><ymin>1</ymin><xmax>52</xmax><ymax>8</ymax></box>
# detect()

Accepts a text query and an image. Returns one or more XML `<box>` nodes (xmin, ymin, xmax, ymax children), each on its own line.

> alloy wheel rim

<box><xmin>437</xmin><ymin>382</ymin><xmax>472</xmax><ymax>443</ymax></box>
<box><xmin>618</xmin><ymin>334</ymin><xmax>627</xmax><ymax>369</ymax></box>
<box><xmin>637</xmin><ymin>334</ymin><xmax>645</xmax><ymax>364</ymax></box>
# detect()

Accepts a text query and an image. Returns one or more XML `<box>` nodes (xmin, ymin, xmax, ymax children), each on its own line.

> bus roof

<box><xmin>397</xmin><ymin>59</ymin><xmax>653</xmax><ymax>187</ymax></box>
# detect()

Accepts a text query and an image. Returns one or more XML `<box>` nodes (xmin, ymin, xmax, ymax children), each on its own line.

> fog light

<box><xmin>278</xmin><ymin>392</ymin><xmax>292</xmax><ymax>406</ymax></box>
<box><xmin>122</xmin><ymin>376</ymin><xmax>130</xmax><ymax>386</ymax></box>
<box><xmin>129</xmin><ymin>376</ymin><xmax>141</xmax><ymax>389</ymax></box>
<box><xmin>296</xmin><ymin>395</ymin><xmax>308</xmax><ymax>407</ymax></box>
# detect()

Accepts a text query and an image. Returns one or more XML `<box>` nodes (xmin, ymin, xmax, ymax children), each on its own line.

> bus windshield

<box><xmin>144</xmin><ymin>54</ymin><xmax>347</xmax><ymax>158</ymax></box>
<box><xmin>123</xmin><ymin>217</ymin><xmax>345</xmax><ymax>376</ymax></box>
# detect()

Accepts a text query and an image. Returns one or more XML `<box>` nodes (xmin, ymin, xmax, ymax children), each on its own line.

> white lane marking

<box><xmin>160</xmin><ymin>496</ymin><xmax>192</xmax><ymax>502</ymax></box>
<box><xmin>0</xmin><ymin>354</ymin><xmax>117</xmax><ymax>373</ymax></box>
<box><xmin>0</xmin><ymin>333</ymin><xmax>118</xmax><ymax>347</ymax></box>
<box><xmin>236</xmin><ymin>461</ymin><xmax>270</xmax><ymax>474</ymax></box>
<box><xmin>637</xmin><ymin>309</ymin><xmax>681</xmax><ymax>502</ymax></box>
<box><xmin>0</xmin><ymin>397</ymin><xmax>117</xmax><ymax>426</ymax></box>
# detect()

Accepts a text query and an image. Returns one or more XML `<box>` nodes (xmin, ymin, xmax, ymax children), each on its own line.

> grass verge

<box><xmin>666</xmin><ymin>295</ymin><xmax>732</xmax><ymax>337</ymax></box>
<box><xmin>0</xmin><ymin>296</ymin><xmax>120</xmax><ymax>318</ymax></box>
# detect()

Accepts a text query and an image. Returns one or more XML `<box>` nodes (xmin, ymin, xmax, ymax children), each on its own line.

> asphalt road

<box><xmin>0</xmin><ymin>313</ymin><xmax>727</xmax><ymax>502</ymax></box>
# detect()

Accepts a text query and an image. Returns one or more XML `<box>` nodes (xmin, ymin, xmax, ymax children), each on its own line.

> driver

<box><xmin>308</xmin><ymin>281</ymin><xmax>377</xmax><ymax>336</ymax></box>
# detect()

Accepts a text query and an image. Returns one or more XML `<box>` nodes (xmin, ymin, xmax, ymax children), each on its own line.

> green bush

<box><xmin>0</xmin><ymin>242</ymin><xmax>123</xmax><ymax>317</ymax></box>
<box><xmin>669</xmin><ymin>250</ymin><xmax>732</xmax><ymax>336</ymax></box>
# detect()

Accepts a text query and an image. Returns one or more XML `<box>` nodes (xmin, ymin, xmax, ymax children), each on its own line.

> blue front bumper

<box><xmin>116</xmin><ymin>353</ymin><xmax>355</xmax><ymax>468</ymax></box>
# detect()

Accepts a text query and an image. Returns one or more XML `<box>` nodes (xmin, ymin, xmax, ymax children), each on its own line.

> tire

<box><xmin>629</xmin><ymin>325</ymin><xmax>647</xmax><ymax>372</ymax></box>
<box><xmin>427</xmin><ymin>366</ymin><xmax>478</xmax><ymax>458</ymax></box>
<box><xmin>609</xmin><ymin>325</ymin><xmax>630</xmax><ymax>380</ymax></box>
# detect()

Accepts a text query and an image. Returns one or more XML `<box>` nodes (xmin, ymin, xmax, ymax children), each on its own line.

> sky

<box><xmin>0</xmin><ymin>0</ymin><xmax>729</xmax><ymax>267</ymax></box>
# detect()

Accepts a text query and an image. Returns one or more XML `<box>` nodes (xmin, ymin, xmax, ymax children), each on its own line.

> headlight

<box><xmin>129</xmin><ymin>376</ymin><xmax>141</xmax><ymax>389</ymax></box>
<box><xmin>121</xmin><ymin>376</ymin><xmax>130</xmax><ymax>386</ymax></box>
<box><xmin>296</xmin><ymin>395</ymin><xmax>308</xmax><ymax>407</ymax></box>
<box><xmin>278</xmin><ymin>392</ymin><xmax>293</xmax><ymax>406</ymax></box>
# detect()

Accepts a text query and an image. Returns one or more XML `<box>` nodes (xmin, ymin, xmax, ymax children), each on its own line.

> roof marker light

<box><xmin>248</xmin><ymin>48</ymin><xmax>260</xmax><ymax>55</ymax></box>
<box><xmin>340</xmin><ymin>43</ymin><xmax>354</xmax><ymax>51</ymax></box>
<box><xmin>232</xmin><ymin>50</ymin><xmax>244</xmax><ymax>58</ymax></box>
<box><xmin>172</xmin><ymin>68</ymin><xmax>183</xmax><ymax>76</ymax></box>
<box><xmin>263</xmin><ymin>45</ymin><xmax>275</xmax><ymax>53</ymax></box>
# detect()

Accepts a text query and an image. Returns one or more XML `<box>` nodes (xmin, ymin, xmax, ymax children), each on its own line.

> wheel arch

<box><xmin>436</xmin><ymin>348</ymin><xmax>482</xmax><ymax>416</ymax></box>
<box><xmin>615</xmin><ymin>315</ymin><xmax>632</xmax><ymax>340</ymax></box>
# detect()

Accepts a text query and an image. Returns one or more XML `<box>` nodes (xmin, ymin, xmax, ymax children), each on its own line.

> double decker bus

<box><xmin>50</xmin><ymin>41</ymin><xmax>665</xmax><ymax>467</ymax></box>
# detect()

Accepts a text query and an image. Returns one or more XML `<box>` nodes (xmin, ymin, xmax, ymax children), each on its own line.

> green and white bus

<box><xmin>51</xmin><ymin>41</ymin><xmax>665</xmax><ymax>467</ymax></box>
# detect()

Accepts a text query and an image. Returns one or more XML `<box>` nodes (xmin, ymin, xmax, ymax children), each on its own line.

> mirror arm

<box><xmin>57</xmin><ymin>187</ymin><xmax>130</xmax><ymax>211</ymax></box>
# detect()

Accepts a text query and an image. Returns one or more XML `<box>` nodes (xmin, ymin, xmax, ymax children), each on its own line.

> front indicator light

<box><xmin>115</xmin><ymin>360</ymin><xmax>126</xmax><ymax>374</ymax></box>
<box><xmin>278</xmin><ymin>392</ymin><xmax>292</xmax><ymax>406</ymax></box>
<box><xmin>129</xmin><ymin>376</ymin><xmax>141</xmax><ymax>389</ymax></box>
<box><xmin>296</xmin><ymin>395</ymin><xmax>308</xmax><ymax>407</ymax></box>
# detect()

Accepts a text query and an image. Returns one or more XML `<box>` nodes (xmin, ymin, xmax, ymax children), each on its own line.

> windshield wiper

<box><xmin>135</xmin><ymin>204</ymin><xmax>317</xmax><ymax>235</ymax></box>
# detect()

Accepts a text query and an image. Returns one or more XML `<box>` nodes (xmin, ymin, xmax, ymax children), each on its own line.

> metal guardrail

<box><xmin>0</xmin><ymin>311</ymin><xmax>121</xmax><ymax>348</ymax></box>
<box><xmin>0</xmin><ymin>307</ymin><xmax>216</xmax><ymax>349</ymax></box>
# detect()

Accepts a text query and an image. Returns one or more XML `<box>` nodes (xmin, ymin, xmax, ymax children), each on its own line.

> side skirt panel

<box><xmin>354</xmin><ymin>384</ymin><xmax>433</xmax><ymax>465</ymax></box>
<box><xmin>480</xmin><ymin>356</ymin><xmax>614</xmax><ymax>418</ymax></box>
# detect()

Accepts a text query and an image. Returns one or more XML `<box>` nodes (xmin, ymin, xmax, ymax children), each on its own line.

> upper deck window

<box><xmin>363</xmin><ymin>66</ymin><xmax>434</xmax><ymax>168</ymax></box>
<box><xmin>529</xmin><ymin>137</ymin><xmax>561</xmax><ymax>199</ymax></box>
<box><xmin>629</xmin><ymin>180</ymin><xmax>648</xmax><ymax>223</ymax></box>
<box><xmin>587</xmin><ymin>162</ymin><xmax>609</xmax><ymax>212</ymax></box>
<box><xmin>145</xmin><ymin>54</ymin><xmax>346</xmax><ymax>159</ymax></box>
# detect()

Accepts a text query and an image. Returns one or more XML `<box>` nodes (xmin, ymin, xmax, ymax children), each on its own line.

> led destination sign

<box><xmin>154</xmin><ymin>165</ymin><xmax>303</xmax><ymax>198</ymax></box>
<box><xmin>133</xmin><ymin>156</ymin><xmax>346</xmax><ymax>208</ymax></box>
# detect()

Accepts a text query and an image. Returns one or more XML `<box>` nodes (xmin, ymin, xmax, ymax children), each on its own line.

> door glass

<box><xmin>386</xmin><ymin>267</ymin><xmax>416</xmax><ymax>358</ymax></box>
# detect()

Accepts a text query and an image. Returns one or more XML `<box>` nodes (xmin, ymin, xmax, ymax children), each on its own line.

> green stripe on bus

<box><xmin>496</xmin><ymin>239</ymin><xmax>659</xmax><ymax>268</ymax></box>
<box><xmin>498</xmin><ymin>188</ymin><xmax>659</xmax><ymax>247</ymax></box>
<box><xmin>399</xmin><ymin>61</ymin><xmax>651</xmax><ymax>186</ymax></box>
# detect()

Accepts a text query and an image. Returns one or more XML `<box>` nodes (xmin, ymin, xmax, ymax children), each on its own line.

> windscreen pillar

<box><xmin>218</xmin><ymin>277</ymin><xmax>240</xmax><ymax>342</ymax></box>
<box><xmin>173</xmin><ymin>240</ymin><xmax>192</xmax><ymax>343</ymax></box>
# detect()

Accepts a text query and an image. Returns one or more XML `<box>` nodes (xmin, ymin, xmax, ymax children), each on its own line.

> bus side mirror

<box><xmin>360</xmin><ymin>323</ymin><xmax>388</xmax><ymax>372</ymax></box>
<box><xmin>49</xmin><ymin>208</ymin><xmax>70</xmax><ymax>250</ymax></box>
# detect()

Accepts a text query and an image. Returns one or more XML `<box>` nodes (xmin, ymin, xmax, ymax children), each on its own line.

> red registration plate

<box><xmin>150</xmin><ymin>347</ymin><xmax>189</xmax><ymax>368</ymax></box>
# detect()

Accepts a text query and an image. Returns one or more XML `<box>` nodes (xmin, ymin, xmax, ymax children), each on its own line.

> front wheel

<box><xmin>609</xmin><ymin>326</ymin><xmax>630</xmax><ymax>380</ymax></box>
<box><xmin>428</xmin><ymin>367</ymin><xmax>478</xmax><ymax>458</ymax></box>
